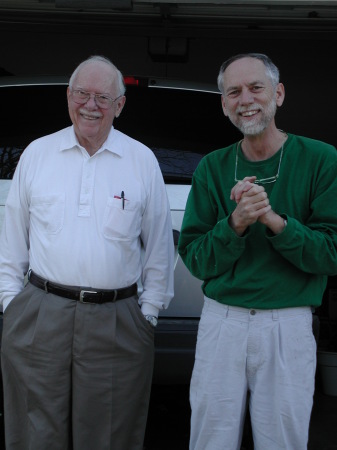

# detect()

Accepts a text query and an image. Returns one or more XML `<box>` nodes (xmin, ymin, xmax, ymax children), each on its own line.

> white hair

<box><xmin>68</xmin><ymin>55</ymin><xmax>126</xmax><ymax>96</ymax></box>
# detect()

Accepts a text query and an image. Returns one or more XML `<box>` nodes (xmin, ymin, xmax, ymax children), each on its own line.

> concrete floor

<box><xmin>308</xmin><ymin>383</ymin><xmax>337</xmax><ymax>450</ymax></box>
<box><xmin>0</xmin><ymin>375</ymin><xmax>335</xmax><ymax>449</ymax></box>
<box><xmin>144</xmin><ymin>381</ymin><xmax>337</xmax><ymax>450</ymax></box>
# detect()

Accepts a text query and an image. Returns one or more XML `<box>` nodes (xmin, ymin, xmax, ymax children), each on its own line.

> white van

<box><xmin>0</xmin><ymin>76</ymin><xmax>237</xmax><ymax>383</ymax></box>
<box><xmin>0</xmin><ymin>74</ymin><xmax>335</xmax><ymax>385</ymax></box>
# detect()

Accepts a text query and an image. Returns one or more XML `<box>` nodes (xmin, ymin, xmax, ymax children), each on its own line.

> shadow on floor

<box><xmin>144</xmin><ymin>381</ymin><xmax>337</xmax><ymax>450</ymax></box>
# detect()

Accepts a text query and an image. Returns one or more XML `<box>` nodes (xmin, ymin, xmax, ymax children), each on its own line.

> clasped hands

<box><xmin>229</xmin><ymin>176</ymin><xmax>285</xmax><ymax>236</ymax></box>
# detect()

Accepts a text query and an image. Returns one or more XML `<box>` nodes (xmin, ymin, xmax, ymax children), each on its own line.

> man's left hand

<box><xmin>258</xmin><ymin>208</ymin><xmax>286</xmax><ymax>234</ymax></box>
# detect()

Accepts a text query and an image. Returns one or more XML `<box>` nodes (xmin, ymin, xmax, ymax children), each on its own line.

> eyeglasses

<box><xmin>234</xmin><ymin>139</ymin><xmax>285</xmax><ymax>185</ymax></box>
<box><xmin>70</xmin><ymin>89</ymin><xmax>122</xmax><ymax>109</ymax></box>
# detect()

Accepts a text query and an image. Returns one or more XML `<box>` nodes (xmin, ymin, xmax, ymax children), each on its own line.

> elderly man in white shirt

<box><xmin>0</xmin><ymin>55</ymin><xmax>174</xmax><ymax>450</ymax></box>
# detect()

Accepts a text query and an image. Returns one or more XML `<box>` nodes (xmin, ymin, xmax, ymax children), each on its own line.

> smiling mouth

<box><xmin>240</xmin><ymin>109</ymin><xmax>259</xmax><ymax>117</ymax></box>
<box><xmin>81</xmin><ymin>113</ymin><xmax>100</xmax><ymax>120</ymax></box>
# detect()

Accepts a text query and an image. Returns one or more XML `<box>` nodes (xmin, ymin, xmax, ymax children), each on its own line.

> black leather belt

<box><xmin>28</xmin><ymin>271</ymin><xmax>138</xmax><ymax>304</ymax></box>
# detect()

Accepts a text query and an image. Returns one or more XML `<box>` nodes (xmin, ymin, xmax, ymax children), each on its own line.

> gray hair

<box><xmin>68</xmin><ymin>55</ymin><xmax>126</xmax><ymax>96</ymax></box>
<box><xmin>217</xmin><ymin>53</ymin><xmax>280</xmax><ymax>94</ymax></box>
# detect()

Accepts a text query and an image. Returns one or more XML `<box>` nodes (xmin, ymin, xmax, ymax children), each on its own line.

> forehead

<box><xmin>73</xmin><ymin>61</ymin><xmax>117</xmax><ymax>93</ymax></box>
<box><xmin>223</xmin><ymin>57</ymin><xmax>270</xmax><ymax>90</ymax></box>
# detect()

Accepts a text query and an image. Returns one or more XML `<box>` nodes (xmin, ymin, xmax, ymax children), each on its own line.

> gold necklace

<box><xmin>234</xmin><ymin>139</ymin><xmax>285</xmax><ymax>185</ymax></box>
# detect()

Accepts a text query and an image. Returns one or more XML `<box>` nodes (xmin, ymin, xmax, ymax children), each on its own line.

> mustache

<box><xmin>79</xmin><ymin>108</ymin><xmax>102</xmax><ymax>119</ymax></box>
<box><xmin>236</xmin><ymin>103</ymin><xmax>262</xmax><ymax>114</ymax></box>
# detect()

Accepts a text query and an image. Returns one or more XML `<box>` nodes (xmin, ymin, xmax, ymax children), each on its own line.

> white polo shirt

<box><xmin>0</xmin><ymin>126</ymin><xmax>174</xmax><ymax>315</ymax></box>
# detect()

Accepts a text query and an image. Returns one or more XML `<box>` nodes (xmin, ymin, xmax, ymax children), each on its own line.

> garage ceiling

<box><xmin>1</xmin><ymin>0</ymin><xmax>337</xmax><ymax>31</ymax></box>
<box><xmin>2</xmin><ymin>0</ymin><xmax>337</xmax><ymax>17</ymax></box>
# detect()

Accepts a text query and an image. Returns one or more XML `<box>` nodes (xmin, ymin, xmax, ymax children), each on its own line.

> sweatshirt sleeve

<box><xmin>267</xmin><ymin>155</ymin><xmax>337</xmax><ymax>276</ymax></box>
<box><xmin>178</xmin><ymin>164</ymin><xmax>247</xmax><ymax>281</ymax></box>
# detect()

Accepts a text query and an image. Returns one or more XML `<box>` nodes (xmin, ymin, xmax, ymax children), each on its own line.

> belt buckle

<box><xmin>79</xmin><ymin>289</ymin><xmax>118</xmax><ymax>303</ymax></box>
<box><xmin>80</xmin><ymin>290</ymin><xmax>98</xmax><ymax>304</ymax></box>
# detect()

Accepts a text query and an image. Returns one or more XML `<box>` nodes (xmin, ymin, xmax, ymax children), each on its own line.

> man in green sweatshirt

<box><xmin>178</xmin><ymin>53</ymin><xmax>337</xmax><ymax>450</ymax></box>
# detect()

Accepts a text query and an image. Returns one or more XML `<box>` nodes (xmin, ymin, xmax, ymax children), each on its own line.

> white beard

<box><xmin>228</xmin><ymin>96</ymin><xmax>277</xmax><ymax>136</ymax></box>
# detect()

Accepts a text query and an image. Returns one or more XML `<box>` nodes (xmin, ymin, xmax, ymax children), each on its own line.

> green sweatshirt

<box><xmin>178</xmin><ymin>134</ymin><xmax>337</xmax><ymax>309</ymax></box>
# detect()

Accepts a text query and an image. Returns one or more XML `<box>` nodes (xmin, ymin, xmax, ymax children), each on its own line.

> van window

<box><xmin>0</xmin><ymin>82</ymin><xmax>241</xmax><ymax>182</ymax></box>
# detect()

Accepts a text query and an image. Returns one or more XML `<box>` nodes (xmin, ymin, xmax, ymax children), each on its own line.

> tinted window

<box><xmin>116</xmin><ymin>85</ymin><xmax>241</xmax><ymax>183</ymax></box>
<box><xmin>0</xmin><ymin>84</ymin><xmax>71</xmax><ymax>179</ymax></box>
<box><xmin>117</xmin><ymin>85</ymin><xmax>239</xmax><ymax>153</ymax></box>
<box><xmin>0</xmin><ymin>83</ymin><xmax>241</xmax><ymax>181</ymax></box>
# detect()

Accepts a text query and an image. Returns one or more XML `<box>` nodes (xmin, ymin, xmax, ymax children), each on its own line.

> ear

<box><xmin>115</xmin><ymin>96</ymin><xmax>126</xmax><ymax>118</ymax></box>
<box><xmin>275</xmin><ymin>83</ymin><xmax>285</xmax><ymax>107</ymax></box>
<box><xmin>221</xmin><ymin>95</ymin><xmax>229</xmax><ymax>117</ymax></box>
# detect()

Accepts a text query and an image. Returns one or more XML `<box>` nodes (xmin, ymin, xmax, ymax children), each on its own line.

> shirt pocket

<box><xmin>103</xmin><ymin>196</ymin><xmax>142</xmax><ymax>241</ymax></box>
<box><xmin>30</xmin><ymin>193</ymin><xmax>65</xmax><ymax>234</ymax></box>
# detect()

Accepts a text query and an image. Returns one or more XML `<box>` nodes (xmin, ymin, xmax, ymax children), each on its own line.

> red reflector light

<box><xmin>124</xmin><ymin>76</ymin><xmax>139</xmax><ymax>86</ymax></box>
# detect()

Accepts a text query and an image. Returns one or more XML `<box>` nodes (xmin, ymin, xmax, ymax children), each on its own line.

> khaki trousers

<box><xmin>1</xmin><ymin>283</ymin><xmax>154</xmax><ymax>450</ymax></box>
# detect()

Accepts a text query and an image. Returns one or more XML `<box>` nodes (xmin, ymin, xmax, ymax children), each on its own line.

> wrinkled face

<box><xmin>67</xmin><ymin>60</ymin><xmax>125</xmax><ymax>149</ymax></box>
<box><xmin>221</xmin><ymin>57</ymin><xmax>284</xmax><ymax>136</ymax></box>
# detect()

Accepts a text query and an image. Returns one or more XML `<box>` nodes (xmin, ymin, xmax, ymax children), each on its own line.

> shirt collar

<box><xmin>59</xmin><ymin>125</ymin><xmax>124</xmax><ymax>157</ymax></box>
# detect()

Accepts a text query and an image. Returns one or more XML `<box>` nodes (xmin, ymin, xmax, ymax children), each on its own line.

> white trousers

<box><xmin>190</xmin><ymin>297</ymin><xmax>317</xmax><ymax>450</ymax></box>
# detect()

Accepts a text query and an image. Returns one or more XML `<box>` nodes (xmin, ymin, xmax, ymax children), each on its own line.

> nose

<box><xmin>240</xmin><ymin>87</ymin><xmax>254</xmax><ymax>105</ymax></box>
<box><xmin>85</xmin><ymin>94</ymin><xmax>99</xmax><ymax>108</ymax></box>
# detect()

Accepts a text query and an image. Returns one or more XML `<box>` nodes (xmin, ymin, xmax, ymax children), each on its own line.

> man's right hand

<box><xmin>229</xmin><ymin>182</ymin><xmax>271</xmax><ymax>236</ymax></box>
<box><xmin>230</xmin><ymin>176</ymin><xmax>257</xmax><ymax>203</ymax></box>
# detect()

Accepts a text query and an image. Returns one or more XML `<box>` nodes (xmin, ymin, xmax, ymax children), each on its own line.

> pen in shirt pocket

<box><xmin>114</xmin><ymin>191</ymin><xmax>126</xmax><ymax>209</ymax></box>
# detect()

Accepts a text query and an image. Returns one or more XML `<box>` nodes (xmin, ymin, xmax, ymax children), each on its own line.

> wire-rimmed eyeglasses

<box><xmin>234</xmin><ymin>139</ymin><xmax>285</xmax><ymax>185</ymax></box>
<box><xmin>70</xmin><ymin>89</ymin><xmax>122</xmax><ymax>109</ymax></box>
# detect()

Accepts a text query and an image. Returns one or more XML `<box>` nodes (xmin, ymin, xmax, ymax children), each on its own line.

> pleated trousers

<box><xmin>1</xmin><ymin>282</ymin><xmax>154</xmax><ymax>450</ymax></box>
<box><xmin>190</xmin><ymin>297</ymin><xmax>317</xmax><ymax>450</ymax></box>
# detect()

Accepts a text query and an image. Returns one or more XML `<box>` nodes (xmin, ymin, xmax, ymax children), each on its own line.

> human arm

<box><xmin>0</xmin><ymin>154</ymin><xmax>30</xmax><ymax>311</ymax></box>
<box><xmin>178</xmin><ymin>168</ymin><xmax>249</xmax><ymax>281</ymax></box>
<box><xmin>261</xmin><ymin>155</ymin><xmax>337</xmax><ymax>275</ymax></box>
<box><xmin>230</xmin><ymin>174</ymin><xmax>337</xmax><ymax>275</ymax></box>
<box><xmin>138</xmin><ymin>163</ymin><xmax>174</xmax><ymax>317</ymax></box>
